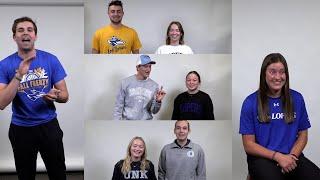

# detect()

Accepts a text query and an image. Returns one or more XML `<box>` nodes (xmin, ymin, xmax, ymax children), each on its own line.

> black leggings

<box><xmin>9</xmin><ymin>119</ymin><xmax>66</xmax><ymax>180</ymax></box>
<box><xmin>247</xmin><ymin>154</ymin><xmax>320</xmax><ymax>180</ymax></box>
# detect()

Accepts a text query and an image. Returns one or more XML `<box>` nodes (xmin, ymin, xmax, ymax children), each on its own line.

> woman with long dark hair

<box><xmin>155</xmin><ymin>21</ymin><xmax>193</xmax><ymax>54</ymax></box>
<box><xmin>239</xmin><ymin>53</ymin><xmax>320</xmax><ymax>179</ymax></box>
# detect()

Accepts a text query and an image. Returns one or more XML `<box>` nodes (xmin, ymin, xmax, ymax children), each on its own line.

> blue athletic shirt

<box><xmin>0</xmin><ymin>49</ymin><xmax>67</xmax><ymax>126</ymax></box>
<box><xmin>239</xmin><ymin>89</ymin><xmax>311</xmax><ymax>154</ymax></box>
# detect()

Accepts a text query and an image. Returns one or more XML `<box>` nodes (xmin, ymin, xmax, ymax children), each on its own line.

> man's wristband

<box><xmin>15</xmin><ymin>74</ymin><xmax>22</xmax><ymax>81</ymax></box>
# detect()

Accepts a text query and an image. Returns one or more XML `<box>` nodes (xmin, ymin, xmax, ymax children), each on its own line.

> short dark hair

<box><xmin>166</xmin><ymin>21</ymin><xmax>185</xmax><ymax>45</ymax></box>
<box><xmin>12</xmin><ymin>16</ymin><xmax>37</xmax><ymax>36</ymax></box>
<box><xmin>108</xmin><ymin>0</ymin><xmax>123</xmax><ymax>10</ymax></box>
<box><xmin>186</xmin><ymin>71</ymin><xmax>201</xmax><ymax>83</ymax></box>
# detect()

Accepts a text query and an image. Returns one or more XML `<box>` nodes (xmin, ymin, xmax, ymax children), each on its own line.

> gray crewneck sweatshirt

<box><xmin>113</xmin><ymin>75</ymin><xmax>161</xmax><ymax>120</ymax></box>
<box><xmin>158</xmin><ymin>140</ymin><xmax>206</xmax><ymax>180</ymax></box>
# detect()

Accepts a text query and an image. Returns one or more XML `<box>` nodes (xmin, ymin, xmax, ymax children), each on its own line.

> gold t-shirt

<box><xmin>92</xmin><ymin>25</ymin><xmax>142</xmax><ymax>54</ymax></box>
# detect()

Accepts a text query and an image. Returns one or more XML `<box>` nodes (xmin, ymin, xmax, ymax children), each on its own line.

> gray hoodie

<box><xmin>113</xmin><ymin>75</ymin><xmax>161</xmax><ymax>120</ymax></box>
<box><xmin>158</xmin><ymin>140</ymin><xmax>206</xmax><ymax>180</ymax></box>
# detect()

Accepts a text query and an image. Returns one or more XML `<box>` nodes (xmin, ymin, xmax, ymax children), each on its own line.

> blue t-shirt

<box><xmin>0</xmin><ymin>49</ymin><xmax>67</xmax><ymax>126</ymax></box>
<box><xmin>239</xmin><ymin>90</ymin><xmax>311</xmax><ymax>154</ymax></box>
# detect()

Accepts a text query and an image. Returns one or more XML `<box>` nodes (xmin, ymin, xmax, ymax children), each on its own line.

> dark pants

<box><xmin>9</xmin><ymin>119</ymin><xmax>66</xmax><ymax>180</ymax></box>
<box><xmin>247</xmin><ymin>154</ymin><xmax>320</xmax><ymax>180</ymax></box>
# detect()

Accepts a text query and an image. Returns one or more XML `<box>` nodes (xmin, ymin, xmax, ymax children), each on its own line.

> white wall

<box><xmin>84</xmin><ymin>0</ymin><xmax>231</xmax><ymax>54</ymax></box>
<box><xmin>0</xmin><ymin>4</ymin><xmax>84</xmax><ymax>171</ymax></box>
<box><xmin>85</xmin><ymin>120</ymin><xmax>232</xmax><ymax>180</ymax></box>
<box><xmin>84</xmin><ymin>54</ymin><xmax>231</xmax><ymax>120</ymax></box>
<box><xmin>232</xmin><ymin>0</ymin><xmax>320</xmax><ymax>179</ymax></box>
<box><xmin>0</xmin><ymin>0</ymin><xmax>83</xmax><ymax>3</ymax></box>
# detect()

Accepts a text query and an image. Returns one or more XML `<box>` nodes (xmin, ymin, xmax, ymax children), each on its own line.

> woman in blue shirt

<box><xmin>239</xmin><ymin>53</ymin><xmax>320</xmax><ymax>179</ymax></box>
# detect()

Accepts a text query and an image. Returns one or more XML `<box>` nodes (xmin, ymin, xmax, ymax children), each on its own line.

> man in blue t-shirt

<box><xmin>0</xmin><ymin>17</ymin><xmax>69</xmax><ymax>179</ymax></box>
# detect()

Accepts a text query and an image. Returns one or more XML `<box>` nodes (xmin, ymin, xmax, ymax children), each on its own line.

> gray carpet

<box><xmin>0</xmin><ymin>172</ymin><xmax>83</xmax><ymax>180</ymax></box>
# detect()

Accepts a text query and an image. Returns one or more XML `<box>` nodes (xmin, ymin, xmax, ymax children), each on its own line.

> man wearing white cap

<box><xmin>113</xmin><ymin>55</ymin><xmax>166</xmax><ymax>120</ymax></box>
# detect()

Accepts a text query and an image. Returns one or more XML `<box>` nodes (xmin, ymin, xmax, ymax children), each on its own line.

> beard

<box><xmin>22</xmin><ymin>47</ymin><xmax>32</xmax><ymax>52</ymax></box>
<box><xmin>110</xmin><ymin>17</ymin><xmax>122</xmax><ymax>25</ymax></box>
<box><xmin>20</xmin><ymin>43</ymin><xmax>34</xmax><ymax>53</ymax></box>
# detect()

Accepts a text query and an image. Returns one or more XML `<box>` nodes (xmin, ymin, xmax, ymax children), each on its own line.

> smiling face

<box><xmin>130</xmin><ymin>139</ymin><xmax>145</xmax><ymax>161</ymax></box>
<box><xmin>168</xmin><ymin>23</ymin><xmax>181</xmax><ymax>45</ymax></box>
<box><xmin>13</xmin><ymin>21</ymin><xmax>37</xmax><ymax>52</ymax></box>
<box><xmin>174</xmin><ymin>120</ymin><xmax>190</xmax><ymax>142</ymax></box>
<box><xmin>108</xmin><ymin>5</ymin><xmax>124</xmax><ymax>25</ymax></box>
<box><xmin>186</xmin><ymin>73</ymin><xmax>200</xmax><ymax>93</ymax></box>
<box><xmin>265</xmin><ymin>62</ymin><xmax>286</xmax><ymax>97</ymax></box>
<box><xmin>136</xmin><ymin>64</ymin><xmax>152</xmax><ymax>80</ymax></box>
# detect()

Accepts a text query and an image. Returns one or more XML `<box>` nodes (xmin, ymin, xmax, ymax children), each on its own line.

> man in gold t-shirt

<box><xmin>92</xmin><ymin>0</ymin><xmax>142</xmax><ymax>54</ymax></box>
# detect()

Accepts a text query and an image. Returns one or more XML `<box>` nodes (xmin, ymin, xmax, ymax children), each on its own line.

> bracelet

<box><xmin>290</xmin><ymin>153</ymin><xmax>298</xmax><ymax>159</ymax></box>
<box><xmin>271</xmin><ymin>151</ymin><xmax>277</xmax><ymax>160</ymax></box>
<box><xmin>15</xmin><ymin>74</ymin><xmax>22</xmax><ymax>81</ymax></box>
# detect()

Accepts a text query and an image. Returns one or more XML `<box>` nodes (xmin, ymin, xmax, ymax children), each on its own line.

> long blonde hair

<box><xmin>121</xmin><ymin>136</ymin><xmax>150</xmax><ymax>175</ymax></box>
